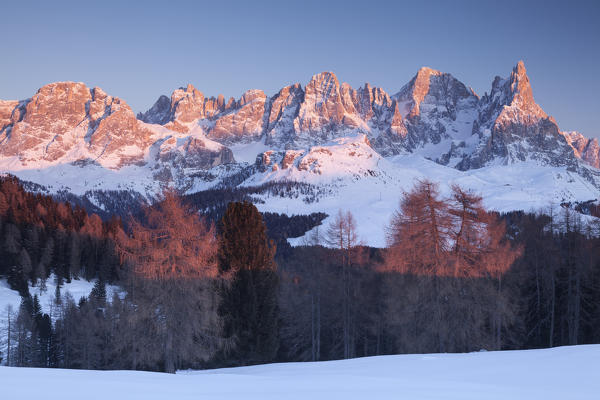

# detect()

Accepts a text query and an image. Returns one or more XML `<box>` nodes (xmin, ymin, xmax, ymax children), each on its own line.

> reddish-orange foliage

<box><xmin>123</xmin><ymin>190</ymin><xmax>217</xmax><ymax>280</ymax></box>
<box><xmin>384</xmin><ymin>180</ymin><xmax>521</xmax><ymax>278</ymax></box>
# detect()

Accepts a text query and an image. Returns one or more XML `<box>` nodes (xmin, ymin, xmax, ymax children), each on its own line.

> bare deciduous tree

<box><xmin>326</xmin><ymin>210</ymin><xmax>363</xmax><ymax>359</ymax></box>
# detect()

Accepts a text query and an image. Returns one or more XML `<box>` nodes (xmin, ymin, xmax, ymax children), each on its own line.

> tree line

<box><xmin>0</xmin><ymin>176</ymin><xmax>124</xmax><ymax>294</ymax></box>
<box><xmin>1</xmin><ymin>177</ymin><xmax>599</xmax><ymax>371</ymax></box>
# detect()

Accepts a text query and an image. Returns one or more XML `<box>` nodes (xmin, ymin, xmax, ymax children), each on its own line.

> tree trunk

<box><xmin>165</xmin><ymin>322</ymin><xmax>175</xmax><ymax>373</ymax></box>
<box><xmin>549</xmin><ymin>271</ymin><xmax>556</xmax><ymax>347</ymax></box>
<box><xmin>6</xmin><ymin>307</ymin><xmax>11</xmax><ymax>366</ymax></box>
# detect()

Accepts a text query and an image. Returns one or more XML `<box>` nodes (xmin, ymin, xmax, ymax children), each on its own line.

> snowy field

<box><xmin>1</xmin><ymin>345</ymin><xmax>598</xmax><ymax>399</ymax></box>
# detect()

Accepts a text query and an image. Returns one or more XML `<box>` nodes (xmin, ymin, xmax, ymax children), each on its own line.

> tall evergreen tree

<box><xmin>218</xmin><ymin>201</ymin><xmax>279</xmax><ymax>365</ymax></box>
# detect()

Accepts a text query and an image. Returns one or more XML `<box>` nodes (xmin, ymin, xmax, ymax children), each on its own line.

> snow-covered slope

<box><xmin>1</xmin><ymin>345</ymin><xmax>598</xmax><ymax>399</ymax></box>
<box><xmin>242</xmin><ymin>135</ymin><xmax>599</xmax><ymax>247</ymax></box>
<box><xmin>1</xmin><ymin>61</ymin><xmax>599</xmax><ymax>245</ymax></box>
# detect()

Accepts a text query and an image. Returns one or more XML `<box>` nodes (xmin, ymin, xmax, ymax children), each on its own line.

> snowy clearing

<box><xmin>0</xmin><ymin>276</ymin><xmax>122</xmax><ymax>361</ymax></box>
<box><xmin>1</xmin><ymin>345</ymin><xmax>598</xmax><ymax>399</ymax></box>
<box><xmin>0</xmin><ymin>275</ymin><xmax>121</xmax><ymax>319</ymax></box>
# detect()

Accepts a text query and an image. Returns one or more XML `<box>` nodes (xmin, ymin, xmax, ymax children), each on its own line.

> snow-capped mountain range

<box><xmin>1</xmin><ymin>61</ymin><xmax>599</xmax><ymax>245</ymax></box>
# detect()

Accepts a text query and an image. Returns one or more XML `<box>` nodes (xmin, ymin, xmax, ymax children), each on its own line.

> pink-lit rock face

<box><xmin>138</xmin><ymin>84</ymin><xmax>234</xmax><ymax>127</ymax></box>
<box><xmin>3</xmin><ymin>82</ymin><xmax>91</xmax><ymax>161</ymax></box>
<box><xmin>265</xmin><ymin>83</ymin><xmax>304</xmax><ymax>145</ymax></box>
<box><xmin>393</xmin><ymin>66</ymin><xmax>479</xmax><ymax>152</ymax></box>
<box><xmin>294</xmin><ymin>72</ymin><xmax>346</xmax><ymax>133</ymax></box>
<box><xmin>209</xmin><ymin>89</ymin><xmax>267</xmax><ymax>143</ymax></box>
<box><xmin>457</xmin><ymin>61</ymin><xmax>577</xmax><ymax>170</ymax></box>
<box><xmin>0</xmin><ymin>82</ymin><xmax>150</xmax><ymax>162</ymax></box>
<box><xmin>0</xmin><ymin>100</ymin><xmax>20</xmax><ymax>132</ymax></box>
<box><xmin>562</xmin><ymin>131</ymin><xmax>600</xmax><ymax>169</ymax></box>
<box><xmin>290</xmin><ymin>72</ymin><xmax>406</xmax><ymax>149</ymax></box>
<box><xmin>0</xmin><ymin>82</ymin><xmax>154</xmax><ymax>165</ymax></box>
<box><xmin>0</xmin><ymin>82</ymin><xmax>235</xmax><ymax>174</ymax></box>
<box><xmin>401</xmin><ymin>67</ymin><xmax>444</xmax><ymax>119</ymax></box>
<box><xmin>142</xmin><ymin>72</ymin><xmax>407</xmax><ymax>154</ymax></box>
<box><xmin>490</xmin><ymin>61</ymin><xmax>548</xmax><ymax>133</ymax></box>
<box><xmin>137</xmin><ymin>62</ymin><xmax>599</xmax><ymax>170</ymax></box>
<box><xmin>170</xmin><ymin>84</ymin><xmax>207</xmax><ymax>123</ymax></box>
<box><xmin>2</xmin><ymin>60</ymin><xmax>598</xmax><ymax>184</ymax></box>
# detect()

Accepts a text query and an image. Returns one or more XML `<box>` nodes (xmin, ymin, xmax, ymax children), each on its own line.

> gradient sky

<box><xmin>1</xmin><ymin>0</ymin><xmax>598</xmax><ymax>137</ymax></box>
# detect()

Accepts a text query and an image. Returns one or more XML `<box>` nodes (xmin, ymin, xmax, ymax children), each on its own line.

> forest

<box><xmin>0</xmin><ymin>175</ymin><xmax>598</xmax><ymax>372</ymax></box>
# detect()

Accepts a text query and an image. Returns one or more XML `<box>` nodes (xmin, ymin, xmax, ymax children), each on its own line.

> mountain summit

<box><xmin>0</xmin><ymin>61</ymin><xmax>598</xmax><ymax>245</ymax></box>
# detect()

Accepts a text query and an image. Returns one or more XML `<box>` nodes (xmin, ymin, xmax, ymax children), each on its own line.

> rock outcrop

<box><xmin>143</xmin><ymin>72</ymin><xmax>408</xmax><ymax>154</ymax></box>
<box><xmin>0</xmin><ymin>82</ymin><xmax>234</xmax><ymax>172</ymax></box>
<box><xmin>392</xmin><ymin>67</ymin><xmax>479</xmax><ymax>151</ymax></box>
<box><xmin>563</xmin><ymin>131</ymin><xmax>600</xmax><ymax>169</ymax></box>
<box><xmin>0</xmin><ymin>82</ymin><xmax>155</xmax><ymax>166</ymax></box>
<box><xmin>2</xmin><ymin>61</ymin><xmax>599</xmax><ymax>190</ymax></box>
<box><xmin>457</xmin><ymin>61</ymin><xmax>577</xmax><ymax>170</ymax></box>
<box><xmin>209</xmin><ymin>89</ymin><xmax>267</xmax><ymax>143</ymax></box>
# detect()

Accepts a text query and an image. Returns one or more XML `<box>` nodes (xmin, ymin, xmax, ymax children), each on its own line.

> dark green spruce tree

<box><xmin>217</xmin><ymin>201</ymin><xmax>279</xmax><ymax>365</ymax></box>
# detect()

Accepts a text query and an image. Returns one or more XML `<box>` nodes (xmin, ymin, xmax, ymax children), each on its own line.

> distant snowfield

<box><xmin>1</xmin><ymin>345</ymin><xmax>598</xmax><ymax>399</ymax></box>
<box><xmin>260</xmin><ymin>152</ymin><xmax>600</xmax><ymax>247</ymax></box>
<box><xmin>3</xmin><ymin>135</ymin><xmax>600</xmax><ymax>247</ymax></box>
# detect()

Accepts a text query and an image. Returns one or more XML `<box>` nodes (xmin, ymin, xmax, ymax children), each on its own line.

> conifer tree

<box><xmin>90</xmin><ymin>278</ymin><xmax>107</xmax><ymax>306</ymax></box>
<box><xmin>218</xmin><ymin>201</ymin><xmax>279</xmax><ymax>365</ymax></box>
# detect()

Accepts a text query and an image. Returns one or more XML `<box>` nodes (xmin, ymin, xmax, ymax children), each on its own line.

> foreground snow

<box><xmin>1</xmin><ymin>345</ymin><xmax>598</xmax><ymax>399</ymax></box>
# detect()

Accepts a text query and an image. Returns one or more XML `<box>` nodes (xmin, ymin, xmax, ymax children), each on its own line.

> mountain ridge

<box><xmin>1</xmin><ymin>61</ymin><xmax>598</xmax><ymax>172</ymax></box>
<box><xmin>0</xmin><ymin>61</ymin><xmax>599</xmax><ymax>246</ymax></box>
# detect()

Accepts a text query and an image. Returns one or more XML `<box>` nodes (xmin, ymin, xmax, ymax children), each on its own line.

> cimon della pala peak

<box><xmin>0</xmin><ymin>61</ymin><xmax>599</xmax><ymax>246</ymax></box>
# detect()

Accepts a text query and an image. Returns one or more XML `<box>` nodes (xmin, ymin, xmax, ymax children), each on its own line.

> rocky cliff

<box><xmin>1</xmin><ymin>61</ymin><xmax>599</xmax><ymax>195</ymax></box>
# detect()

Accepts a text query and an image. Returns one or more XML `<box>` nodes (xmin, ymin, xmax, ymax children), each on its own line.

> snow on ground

<box><xmin>1</xmin><ymin>161</ymin><xmax>160</xmax><ymax>197</ymax></box>
<box><xmin>230</xmin><ymin>140</ymin><xmax>270</xmax><ymax>163</ymax></box>
<box><xmin>0</xmin><ymin>276</ymin><xmax>122</xmax><ymax>363</ymax></box>
<box><xmin>0</xmin><ymin>279</ymin><xmax>21</xmax><ymax>317</ymax></box>
<box><xmin>3</xmin><ymin>134</ymin><xmax>599</xmax><ymax>247</ymax></box>
<box><xmin>263</xmin><ymin>151</ymin><xmax>599</xmax><ymax>247</ymax></box>
<box><xmin>0</xmin><ymin>275</ymin><xmax>121</xmax><ymax>317</ymax></box>
<box><xmin>0</xmin><ymin>345</ymin><xmax>598</xmax><ymax>399</ymax></box>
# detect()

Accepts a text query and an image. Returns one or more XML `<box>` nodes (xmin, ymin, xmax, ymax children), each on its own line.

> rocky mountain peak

<box><xmin>0</xmin><ymin>81</ymin><xmax>155</xmax><ymax>166</ymax></box>
<box><xmin>392</xmin><ymin>67</ymin><xmax>478</xmax><ymax>153</ymax></box>
<box><xmin>170</xmin><ymin>84</ymin><xmax>206</xmax><ymax>123</ymax></box>
<box><xmin>239</xmin><ymin>89</ymin><xmax>266</xmax><ymax>107</ymax></box>
<box><xmin>485</xmin><ymin>61</ymin><xmax>545</xmax><ymax>120</ymax></box>
<box><xmin>396</xmin><ymin>67</ymin><xmax>443</xmax><ymax>118</ymax></box>
<box><xmin>294</xmin><ymin>71</ymin><xmax>346</xmax><ymax>134</ymax></box>
<box><xmin>306</xmin><ymin>71</ymin><xmax>340</xmax><ymax>94</ymax></box>
<box><xmin>2</xmin><ymin>63</ymin><xmax>600</xmax><ymax>212</ymax></box>
<box><xmin>507</xmin><ymin>61</ymin><xmax>543</xmax><ymax>115</ymax></box>
<box><xmin>137</xmin><ymin>95</ymin><xmax>171</xmax><ymax>124</ymax></box>
<box><xmin>264</xmin><ymin>83</ymin><xmax>304</xmax><ymax>146</ymax></box>
<box><xmin>208</xmin><ymin>89</ymin><xmax>267</xmax><ymax>143</ymax></box>
<box><xmin>459</xmin><ymin>62</ymin><xmax>575</xmax><ymax>170</ymax></box>
<box><xmin>562</xmin><ymin>131</ymin><xmax>600</xmax><ymax>169</ymax></box>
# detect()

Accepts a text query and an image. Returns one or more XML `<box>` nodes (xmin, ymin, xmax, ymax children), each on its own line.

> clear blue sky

<box><xmin>1</xmin><ymin>0</ymin><xmax>598</xmax><ymax>137</ymax></box>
